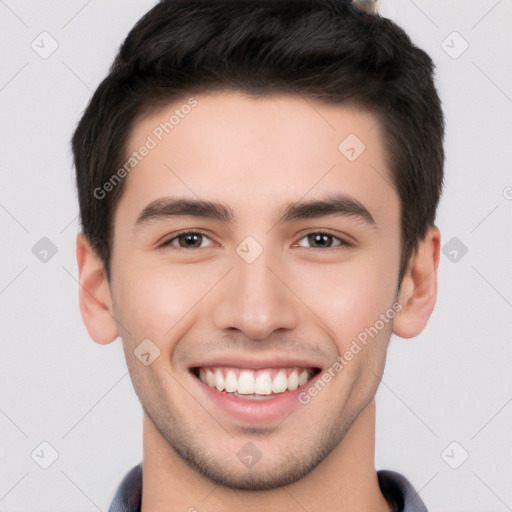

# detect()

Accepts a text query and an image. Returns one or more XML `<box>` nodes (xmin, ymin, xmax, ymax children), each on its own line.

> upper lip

<box><xmin>190</xmin><ymin>355</ymin><xmax>323</xmax><ymax>371</ymax></box>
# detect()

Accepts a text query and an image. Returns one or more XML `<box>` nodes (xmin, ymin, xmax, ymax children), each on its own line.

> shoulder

<box><xmin>377</xmin><ymin>469</ymin><xmax>429</xmax><ymax>512</ymax></box>
<box><xmin>108</xmin><ymin>463</ymin><xmax>143</xmax><ymax>512</ymax></box>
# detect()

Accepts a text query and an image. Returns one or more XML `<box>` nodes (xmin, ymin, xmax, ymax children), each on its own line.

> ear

<box><xmin>393</xmin><ymin>226</ymin><xmax>441</xmax><ymax>339</ymax></box>
<box><xmin>76</xmin><ymin>233</ymin><xmax>119</xmax><ymax>344</ymax></box>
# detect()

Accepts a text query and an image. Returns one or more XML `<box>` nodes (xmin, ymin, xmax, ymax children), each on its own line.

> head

<box><xmin>73</xmin><ymin>0</ymin><xmax>444</xmax><ymax>491</ymax></box>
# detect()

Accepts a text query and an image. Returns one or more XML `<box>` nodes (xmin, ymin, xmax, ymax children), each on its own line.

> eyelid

<box><xmin>294</xmin><ymin>231</ymin><xmax>352</xmax><ymax>249</ymax></box>
<box><xmin>158</xmin><ymin>229</ymin><xmax>215</xmax><ymax>249</ymax></box>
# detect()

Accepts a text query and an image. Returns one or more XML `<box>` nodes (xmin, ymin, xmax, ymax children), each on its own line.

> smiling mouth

<box><xmin>191</xmin><ymin>366</ymin><xmax>321</xmax><ymax>400</ymax></box>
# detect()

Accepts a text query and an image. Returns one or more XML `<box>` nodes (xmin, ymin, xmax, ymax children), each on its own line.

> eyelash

<box><xmin>158</xmin><ymin>230</ymin><xmax>351</xmax><ymax>251</ymax></box>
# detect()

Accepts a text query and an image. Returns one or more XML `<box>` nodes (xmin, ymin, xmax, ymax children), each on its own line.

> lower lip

<box><xmin>190</xmin><ymin>371</ymin><xmax>316</xmax><ymax>424</ymax></box>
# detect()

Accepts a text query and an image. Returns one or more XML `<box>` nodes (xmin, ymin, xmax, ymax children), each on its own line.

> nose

<box><xmin>212</xmin><ymin>245</ymin><xmax>300</xmax><ymax>340</ymax></box>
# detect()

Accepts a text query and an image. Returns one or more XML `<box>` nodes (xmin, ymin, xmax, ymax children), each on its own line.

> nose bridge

<box><xmin>212</xmin><ymin>238</ymin><xmax>300</xmax><ymax>339</ymax></box>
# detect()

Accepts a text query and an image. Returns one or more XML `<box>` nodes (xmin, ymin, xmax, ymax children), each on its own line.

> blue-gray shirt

<box><xmin>108</xmin><ymin>463</ymin><xmax>429</xmax><ymax>511</ymax></box>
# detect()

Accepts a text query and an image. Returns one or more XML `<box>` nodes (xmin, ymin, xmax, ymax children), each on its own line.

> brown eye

<box><xmin>296</xmin><ymin>232</ymin><xmax>348</xmax><ymax>249</ymax></box>
<box><xmin>160</xmin><ymin>232</ymin><xmax>213</xmax><ymax>250</ymax></box>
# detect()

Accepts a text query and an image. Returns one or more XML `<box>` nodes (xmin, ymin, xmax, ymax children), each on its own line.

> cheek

<box><xmin>290</xmin><ymin>254</ymin><xmax>398</xmax><ymax>344</ymax></box>
<box><xmin>111</xmin><ymin>257</ymin><xmax>224</xmax><ymax>341</ymax></box>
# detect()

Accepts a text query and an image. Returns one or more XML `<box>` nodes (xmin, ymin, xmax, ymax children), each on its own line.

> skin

<box><xmin>77</xmin><ymin>92</ymin><xmax>440</xmax><ymax>512</ymax></box>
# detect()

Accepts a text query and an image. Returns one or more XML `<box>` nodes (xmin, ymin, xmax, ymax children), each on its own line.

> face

<box><xmin>107</xmin><ymin>92</ymin><xmax>403</xmax><ymax>489</ymax></box>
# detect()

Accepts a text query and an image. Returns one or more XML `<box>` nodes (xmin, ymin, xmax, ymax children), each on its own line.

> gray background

<box><xmin>0</xmin><ymin>0</ymin><xmax>511</xmax><ymax>510</ymax></box>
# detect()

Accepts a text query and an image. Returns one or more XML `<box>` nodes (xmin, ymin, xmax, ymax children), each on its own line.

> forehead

<box><xmin>118</xmin><ymin>91</ymin><xmax>397</xmax><ymax>228</ymax></box>
<box><xmin>128</xmin><ymin>91</ymin><xmax>386</xmax><ymax>165</ymax></box>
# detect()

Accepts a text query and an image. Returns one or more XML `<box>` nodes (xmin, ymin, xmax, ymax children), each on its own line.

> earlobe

<box><xmin>76</xmin><ymin>233</ymin><xmax>119</xmax><ymax>345</ymax></box>
<box><xmin>392</xmin><ymin>226</ymin><xmax>441</xmax><ymax>339</ymax></box>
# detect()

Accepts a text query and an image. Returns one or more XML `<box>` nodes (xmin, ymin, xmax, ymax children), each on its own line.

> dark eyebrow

<box><xmin>135</xmin><ymin>198</ymin><xmax>233</xmax><ymax>226</ymax></box>
<box><xmin>277</xmin><ymin>194</ymin><xmax>375</xmax><ymax>226</ymax></box>
<box><xmin>134</xmin><ymin>194</ymin><xmax>376</xmax><ymax>228</ymax></box>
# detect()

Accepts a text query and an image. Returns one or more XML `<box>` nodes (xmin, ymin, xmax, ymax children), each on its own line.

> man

<box><xmin>72</xmin><ymin>0</ymin><xmax>444</xmax><ymax>510</ymax></box>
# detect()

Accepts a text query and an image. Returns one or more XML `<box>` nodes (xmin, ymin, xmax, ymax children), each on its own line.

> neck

<box><xmin>141</xmin><ymin>399</ymin><xmax>391</xmax><ymax>512</ymax></box>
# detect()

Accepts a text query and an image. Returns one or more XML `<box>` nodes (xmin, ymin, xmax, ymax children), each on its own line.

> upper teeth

<box><xmin>198</xmin><ymin>367</ymin><xmax>312</xmax><ymax>396</ymax></box>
